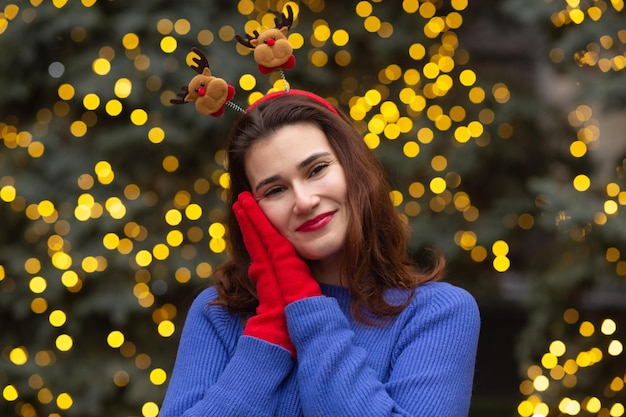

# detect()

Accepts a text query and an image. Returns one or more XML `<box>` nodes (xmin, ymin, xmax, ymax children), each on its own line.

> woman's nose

<box><xmin>292</xmin><ymin>184</ymin><xmax>320</xmax><ymax>215</ymax></box>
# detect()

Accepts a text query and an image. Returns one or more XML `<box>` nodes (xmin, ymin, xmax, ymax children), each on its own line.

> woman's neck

<box><xmin>307</xmin><ymin>254</ymin><xmax>345</xmax><ymax>286</ymax></box>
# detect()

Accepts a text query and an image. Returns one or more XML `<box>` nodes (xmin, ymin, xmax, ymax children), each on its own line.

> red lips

<box><xmin>296</xmin><ymin>212</ymin><xmax>335</xmax><ymax>233</ymax></box>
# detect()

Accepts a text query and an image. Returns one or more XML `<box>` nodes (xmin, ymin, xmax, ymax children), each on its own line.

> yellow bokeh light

<box><xmin>107</xmin><ymin>330</ymin><xmax>125</xmax><ymax>348</ymax></box>
<box><xmin>106</xmin><ymin>99</ymin><xmax>123</xmax><ymax>116</ymax></box>
<box><xmin>313</xmin><ymin>24</ymin><xmax>331</xmax><ymax>42</ymax></box>
<box><xmin>363</xmin><ymin>16</ymin><xmax>381</xmax><ymax>32</ymax></box>
<box><xmin>165</xmin><ymin>209</ymin><xmax>183</xmax><ymax>226</ymax></box>
<box><xmin>579</xmin><ymin>321</ymin><xmax>595</xmax><ymax>337</ymax></box>
<box><xmin>160</xmin><ymin>36</ymin><xmax>177</xmax><ymax>53</ymax></box>
<box><xmin>390</xmin><ymin>190</ymin><xmax>404</xmax><ymax>206</ymax></box>
<box><xmin>136</xmin><ymin>250</ymin><xmax>153</xmax><ymax>267</ymax></box>
<box><xmin>403</xmin><ymin>141</ymin><xmax>420</xmax><ymax>158</ymax></box>
<box><xmin>471</xmin><ymin>246</ymin><xmax>488</xmax><ymax>262</ymax></box>
<box><xmin>431</xmin><ymin>155</ymin><xmax>448</xmax><ymax>171</ymax></box>
<box><xmin>148</xmin><ymin>127</ymin><xmax>165</xmax><ymax>144</ymax></box>
<box><xmin>142</xmin><ymin>402</ymin><xmax>160</xmax><ymax>417</ymax></box>
<box><xmin>0</xmin><ymin>185</ymin><xmax>17</xmax><ymax>202</ymax></box>
<box><xmin>601</xmin><ymin>318</ymin><xmax>617</xmax><ymax>335</ymax></box>
<box><xmin>58</xmin><ymin>83</ymin><xmax>75</xmax><ymax>100</ymax></box>
<box><xmin>541</xmin><ymin>352</ymin><xmax>558</xmax><ymax>369</ymax></box>
<box><xmin>605</xmin><ymin>199</ymin><xmax>619</xmax><ymax>215</ymax></box>
<box><xmin>355</xmin><ymin>1</ymin><xmax>373</xmax><ymax>17</ymax></box>
<box><xmin>10</xmin><ymin>347</ymin><xmax>28</xmax><ymax>365</ymax></box>
<box><xmin>586</xmin><ymin>397</ymin><xmax>602</xmax><ymax>413</ymax></box>
<box><xmin>92</xmin><ymin>58</ymin><xmax>111</xmax><ymax>75</ymax></box>
<box><xmin>114</xmin><ymin>78</ymin><xmax>132</xmax><ymax>98</ymax></box>
<box><xmin>209</xmin><ymin>238</ymin><xmax>226</xmax><ymax>254</ymax></box>
<box><xmin>29</xmin><ymin>276</ymin><xmax>47</xmax><ymax>294</ymax></box>
<box><xmin>549</xmin><ymin>340</ymin><xmax>566</xmax><ymax>356</ymax></box>
<box><xmin>122</xmin><ymin>33</ymin><xmax>139</xmax><ymax>49</ymax></box>
<box><xmin>38</xmin><ymin>200</ymin><xmax>55</xmax><ymax>217</ymax></box>
<box><xmin>208</xmin><ymin>223</ymin><xmax>225</xmax><ymax>238</ymax></box>
<box><xmin>451</xmin><ymin>0</ymin><xmax>469</xmax><ymax>11</ymax></box>
<box><xmin>610</xmin><ymin>403</ymin><xmax>625</xmax><ymax>417</ymax></box>
<box><xmin>174</xmin><ymin>18</ymin><xmax>191</xmax><ymax>35</ymax></box>
<box><xmin>607</xmin><ymin>182</ymin><xmax>620</xmax><ymax>197</ymax></box>
<box><xmin>167</xmin><ymin>230</ymin><xmax>184</xmax><ymax>247</ymax></box>
<box><xmin>518</xmin><ymin>400</ymin><xmax>533</xmax><ymax>417</ymax></box>
<box><xmin>533</xmin><ymin>375</ymin><xmax>550</xmax><ymax>391</ymax></box>
<box><xmin>459</xmin><ymin>231</ymin><xmax>477</xmax><ymax>250</ymax></box>
<box><xmin>611</xmin><ymin>377</ymin><xmax>625</xmax><ymax>392</ymax></box>
<box><xmin>70</xmin><ymin>120</ymin><xmax>87</xmax><ymax>138</ymax></box>
<box><xmin>559</xmin><ymin>398</ymin><xmax>581</xmax><ymax>415</ymax></box>
<box><xmin>150</xmin><ymin>368</ymin><xmax>167</xmax><ymax>386</ymax></box>
<box><xmin>49</xmin><ymin>310</ymin><xmax>67</xmax><ymax>327</ymax></box>
<box><xmin>429</xmin><ymin>177</ymin><xmax>447</xmax><ymax>194</ymax></box>
<box><xmin>153</xmin><ymin>243</ymin><xmax>170</xmax><ymax>261</ymax></box>
<box><xmin>158</xmin><ymin>320</ymin><xmax>175</xmax><ymax>337</ymax></box>
<box><xmin>239</xmin><ymin>73</ymin><xmax>257</xmax><ymax>91</ymax></box>
<box><xmin>131</xmin><ymin>109</ymin><xmax>148</xmax><ymax>126</ymax></box>
<box><xmin>492</xmin><ymin>240</ymin><xmax>509</xmax><ymax>256</ymax></box>
<box><xmin>468</xmin><ymin>87</ymin><xmax>485</xmax><ymax>103</ymax></box>
<box><xmin>163</xmin><ymin>155</ymin><xmax>179</xmax><ymax>172</ymax></box>
<box><xmin>31</xmin><ymin>297</ymin><xmax>48</xmax><ymax>314</ymax></box>
<box><xmin>83</xmin><ymin>93</ymin><xmax>100</xmax><ymax>110</ymax></box>
<box><xmin>493</xmin><ymin>256</ymin><xmax>510</xmax><ymax>272</ymax></box>
<box><xmin>608</xmin><ymin>340</ymin><xmax>623</xmax><ymax>356</ymax></box>
<box><xmin>573</xmin><ymin>174</ymin><xmax>591</xmax><ymax>192</ymax></box>
<box><xmin>185</xmin><ymin>203</ymin><xmax>202</xmax><ymax>221</ymax></box>
<box><xmin>55</xmin><ymin>334</ymin><xmax>73</xmax><ymax>352</ymax></box>
<box><xmin>332</xmin><ymin>29</ymin><xmax>349</xmax><ymax>46</ymax></box>
<box><xmin>61</xmin><ymin>270</ymin><xmax>79</xmax><ymax>288</ymax></box>
<box><xmin>310</xmin><ymin>50</ymin><xmax>328</xmax><ymax>67</ymax></box>
<box><xmin>3</xmin><ymin>385</ymin><xmax>19</xmax><ymax>401</ymax></box>
<box><xmin>57</xmin><ymin>392</ymin><xmax>73</xmax><ymax>410</ymax></box>
<box><xmin>570</xmin><ymin>140</ymin><xmax>587</xmax><ymax>157</ymax></box>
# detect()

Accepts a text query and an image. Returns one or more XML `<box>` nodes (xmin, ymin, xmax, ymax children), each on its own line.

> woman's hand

<box><xmin>233</xmin><ymin>195</ymin><xmax>295</xmax><ymax>357</ymax></box>
<box><xmin>236</xmin><ymin>191</ymin><xmax>322</xmax><ymax>304</ymax></box>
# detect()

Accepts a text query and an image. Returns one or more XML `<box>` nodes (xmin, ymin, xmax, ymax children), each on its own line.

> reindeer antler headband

<box><xmin>170</xmin><ymin>5</ymin><xmax>339</xmax><ymax>117</ymax></box>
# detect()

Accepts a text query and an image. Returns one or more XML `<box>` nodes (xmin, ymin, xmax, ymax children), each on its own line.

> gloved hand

<box><xmin>236</xmin><ymin>192</ymin><xmax>322</xmax><ymax>305</ymax></box>
<box><xmin>233</xmin><ymin>198</ymin><xmax>295</xmax><ymax>357</ymax></box>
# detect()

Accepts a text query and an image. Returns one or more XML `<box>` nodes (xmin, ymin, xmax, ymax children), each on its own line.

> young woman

<box><xmin>159</xmin><ymin>90</ymin><xmax>480</xmax><ymax>417</ymax></box>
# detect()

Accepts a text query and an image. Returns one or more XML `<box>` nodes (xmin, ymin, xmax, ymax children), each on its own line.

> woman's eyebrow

<box><xmin>254</xmin><ymin>174</ymin><xmax>281</xmax><ymax>193</ymax></box>
<box><xmin>296</xmin><ymin>152</ymin><xmax>331</xmax><ymax>170</ymax></box>
<box><xmin>254</xmin><ymin>152</ymin><xmax>332</xmax><ymax>192</ymax></box>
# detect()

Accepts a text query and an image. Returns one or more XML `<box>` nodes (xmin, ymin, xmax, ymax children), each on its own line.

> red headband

<box><xmin>245</xmin><ymin>89</ymin><xmax>340</xmax><ymax>116</ymax></box>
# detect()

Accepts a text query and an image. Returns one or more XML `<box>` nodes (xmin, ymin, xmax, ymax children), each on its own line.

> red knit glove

<box><xmin>237</xmin><ymin>192</ymin><xmax>322</xmax><ymax>305</ymax></box>
<box><xmin>233</xmin><ymin>199</ymin><xmax>295</xmax><ymax>357</ymax></box>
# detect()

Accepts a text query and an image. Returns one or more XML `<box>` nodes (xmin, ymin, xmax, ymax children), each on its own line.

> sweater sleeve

<box><xmin>159</xmin><ymin>287</ymin><xmax>295</xmax><ymax>417</ymax></box>
<box><xmin>285</xmin><ymin>283</ymin><xmax>480</xmax><ymax>417</ymax></box>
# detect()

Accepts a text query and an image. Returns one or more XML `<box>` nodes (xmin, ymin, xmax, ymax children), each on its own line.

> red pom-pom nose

<box><xmin>266</xmin><ymin>38</ymin><xmax>275</xmax><ymax>46</ymax></box>
<box><xmin>197</xmin><ymin>87</ymin><xmax>206</xmax><ymax>96</ymax></box>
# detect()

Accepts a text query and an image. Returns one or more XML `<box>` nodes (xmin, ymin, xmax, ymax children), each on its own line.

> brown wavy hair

<box><xmin>212</xmin><ymin>92</ymin><xmax>444</xmax><ymax>323</ymax></box>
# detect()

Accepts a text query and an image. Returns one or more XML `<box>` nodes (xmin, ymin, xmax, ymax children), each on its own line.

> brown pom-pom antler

<box><xmin>189</xmin><ymin>47</ymin><xmax>210</xmax><ymax>74</ymax></box>
<box><xmin>274</xmin><ymin>4</ymin><xmax>294</xmax><ymax>30</ymax></box>
<box><xmin>235</xmin><ymin>30</ymin><xmax>261</xmax><ymax>49</ymax></box>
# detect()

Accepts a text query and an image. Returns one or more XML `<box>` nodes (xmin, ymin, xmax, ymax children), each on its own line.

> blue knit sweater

<box><xmin>159</xmin><ymin>281</ymin><xmax>480</xmax><ymax>417</ymax></box>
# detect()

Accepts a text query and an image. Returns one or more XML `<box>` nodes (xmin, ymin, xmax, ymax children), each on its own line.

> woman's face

<box><xmin>244</xmin><ymin>122</ymin><xmax>349</xmax><ymax>268</ymax></box>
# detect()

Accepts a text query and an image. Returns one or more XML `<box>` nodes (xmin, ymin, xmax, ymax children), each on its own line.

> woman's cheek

<box><xmin>258</xmin><ymin>201</ymin><xmax>289</xmax><ymax>235</ymax></box>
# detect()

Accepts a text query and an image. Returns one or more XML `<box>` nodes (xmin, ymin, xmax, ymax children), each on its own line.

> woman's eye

<box><xmin>310</xmin><ymin>162</ymin><xmax>330</xmax><ymax>177</ymax></box>
<box><xmin>263</xmin><ymin>186</ymin><xmax>285</xmax><ymax>198</ymax></box>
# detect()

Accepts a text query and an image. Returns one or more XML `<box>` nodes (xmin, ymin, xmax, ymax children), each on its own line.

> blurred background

<box><xmin>1</xmin><ymin>1</ymin><xmax>625</xmax><ymax>416</ymax></box>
